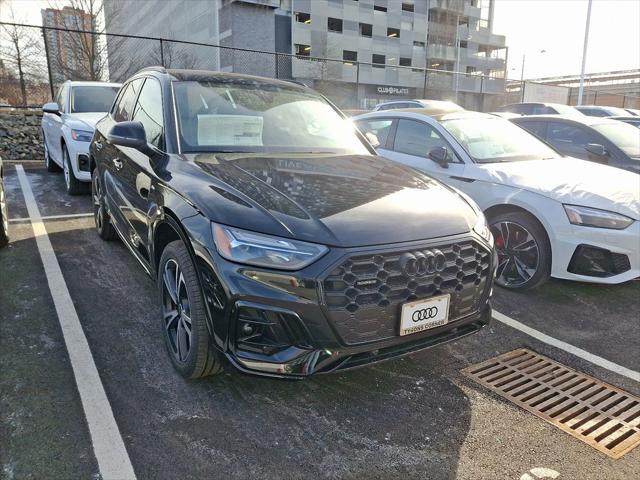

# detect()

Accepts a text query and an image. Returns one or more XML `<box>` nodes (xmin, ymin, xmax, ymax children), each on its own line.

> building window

<box><xmin>413</xmin><ymin>40</ymin><xmax>425</xmax><ymax>47</ymax></box>
<box><xmin>466</xmin><ymin>66</ymin><xmax>477</xmax><ymax>74</ymax></box>
<box><xmin>402</xmin><ymin>3</ymin><xmax>414</xmax><ymax>12</ymax></box>
<box><xmin>343</xmin><ymin>50</ymin><xmax>358</xmax><ymax>64</ymax></box>
<box><xmin>328</xmin><ymin>17</ymin><xmax>343</xmax><ymax>33</ymax></box>
<box><xmin>460</xmin><ymin>40</ymin><xmax>468</xmax><ymax>49</ymax></box>
<box><xmin>399</xmin><ymin>57</ymin><xmax>412</xmax><ymax>67</ymax></box>
<box><xmin>295</xmin><ymin>44</ymin><xmax>311</xmax><ymax>56</ymax></box>
<box><xmin>295</xmin><ymin>12</ymin><xmax>311</xmax><ymax>24</ymax></box>
<box><xmin>359</xmin><ymin>23</ymin><xmax>372</xmax><ymax>37</ymax></box>
<box><xmin>373</xmin><ymin>5</ymin><xmax>387</xmax><ymax>12</ymax></box>
<box><xmin>387</xmin><ymin>27</ymin><xmax>400</xmax><ymax>38</ymax></box>
<box><xmin>372</xmin><ymin>54</ymin><xmax>385</xmax><ymax>68</ymax></box>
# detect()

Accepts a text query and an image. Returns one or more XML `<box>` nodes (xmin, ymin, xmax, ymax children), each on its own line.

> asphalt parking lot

<box><xmin>1</xmin><ymin>161</ymin><xmax>639</xmax><ymax>480</ymax></box>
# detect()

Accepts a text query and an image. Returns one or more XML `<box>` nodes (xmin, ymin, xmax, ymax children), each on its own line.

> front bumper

<box><xmin>198</xmin><ymin>232</ymin><xmax>495</xmax><ymax>378</ymax></box>
<box><xmin>551</xmin><ymin>220</ymin><xmax>640</xmax><ymax>284</ymax></box>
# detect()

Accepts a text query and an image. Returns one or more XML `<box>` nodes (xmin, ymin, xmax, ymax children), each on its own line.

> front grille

<box><xmin>322</xmin><ymin>239</ymin><xmax>491</xmax><ymax>345</ymax></box>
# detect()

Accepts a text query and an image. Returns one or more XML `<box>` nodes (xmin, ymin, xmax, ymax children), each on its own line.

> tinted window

<box><xmin>112</xmin><ymin>78</ymin><xmax>143</xmax><ymax>122</ymax></box>
<box><xmin>547</xmin><ymin>122</ymin><xmax>593</xmax><ymax>145</ymax></box>
<box><xmin>393</xmin><ymin>119</ymin><xmax>456</xmax><ymax>160</ymax></box>
<box><xmin>70</xmin><ymin>86</ymin><xmax>119</xmax><ymax>113</ymax></box>
<box><xmin>356</xmin><ymin>119</ymin><xmax>393</xmax><ymax>147</ymax></box>
<box><xmin>592</xmin><ymin>122</ymin><xmax>640</xmax><ymax>157</ymax></box>
<box><xmin>518</xmin><ymin>121</ymin><xmax>547</xmax><ymax>139</ymax></box>
<box><xmin>533</xmin><ymin>106</ymin><xmax>555</xmax><ymax>115</ymax></box>
<box><xmin>132</xmin><ymin>78</ymin><xmax>164</xmax><ymax>149</ymax></box>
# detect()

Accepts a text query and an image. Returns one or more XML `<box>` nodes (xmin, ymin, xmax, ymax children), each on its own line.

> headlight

<box><xmin>71</xmin><ymin>129</ymin><xmax>93</xmax><ymax>142</ymax></box>
<box><xmin>473</xmin><ymin>213</ymin><xmax>494</xmax><ymax>246</ymax></box>
<box><xmin>213</xmin><ymin>224</ymin><xmax>328</xmax><ymax>270</ymax></box>
<box><xmin>563</xmin><ymin>204</ymin><xmax>634</xmax><ymax>230</ymax></box>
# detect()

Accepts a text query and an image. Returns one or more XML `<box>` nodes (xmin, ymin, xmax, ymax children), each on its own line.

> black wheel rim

<box><xmin>490</xmin><ymin>221</ymin><xmax>540</xmax><ymax>288</ymax></box>
<box><xmin>162</xmin><ymin>259</ymin><xmax>192</xmax><ymax>362</ymax></box>
<box><xmin>92</xmin><ymin>175</ymin><xmax>104</xmax><ymax>230</ymax></box>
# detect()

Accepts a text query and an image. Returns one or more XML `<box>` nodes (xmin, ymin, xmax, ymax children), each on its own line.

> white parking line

<box><xmin>9</xmin><ymin>212</ymin><xmax>93</xmax><ymax>223</ymax></box>
<box><xmin>15</xmin><ymin>166</ymin><xmax>136</xmax><ymax>480</ymax></box>
<box><xmin>493</xmin><ymin>310</ymin><xmax>640</xmax><ymax>383</ymax></box>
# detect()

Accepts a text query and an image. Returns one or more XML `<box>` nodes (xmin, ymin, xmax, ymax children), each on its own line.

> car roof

<box><xmin>165</xmin><ymin>68</ymin><xmax>308</xmax><ymax>91</ymax></box>
<box><xmin>355</xmin><ymin>108</ymin><xmax>489</xmax><ymax>122</ymax></box>
<box><xmin>511</xmin><ymin>113</ymin><xmax>621</xmax><ymax>126</ymax></box>
<box><xmin>65</xmin><ymin>80</ymin><xmax>122</xmax><ymax>88</ymax></box>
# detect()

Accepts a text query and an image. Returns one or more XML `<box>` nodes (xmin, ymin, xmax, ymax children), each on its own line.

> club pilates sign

<box><xmin>366</xmin><ymin>84</ymin><xmax>416</xmax><ymax>97</ymax></box>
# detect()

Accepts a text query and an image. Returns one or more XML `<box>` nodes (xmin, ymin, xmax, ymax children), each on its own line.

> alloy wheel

<box><xmin>63</xmin><ymin>149</ymin><xmax>70</xmax><ymax>189</ymax></box>
<box><xmin>92</xmin><ymin>174</ymin><xmax>104</xmax><ymax>230</ymax></box>
<box><xmin>1</xmin><ymin>186</ymin><xmax>7</xmax><ymax>237</ymax></box>
<box><xmin>162</xmin><ymin>259</ymin><xmax>193</xmax><ymax>363</ymax></box>
<box><xmin>490</xmin><ymin>220</ymin><xmax>540</xmax><ymax>288</ymax></box>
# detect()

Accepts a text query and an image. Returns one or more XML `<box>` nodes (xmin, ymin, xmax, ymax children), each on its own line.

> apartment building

<box><xmin>41</xmin><ymin>6</ymin><xmax>95</xmax><ymax>83</ymax></box>
<box><xmin>103</xmin><ymin>0</ymin><xmax>507</xmax><ymax>109</ymax></box>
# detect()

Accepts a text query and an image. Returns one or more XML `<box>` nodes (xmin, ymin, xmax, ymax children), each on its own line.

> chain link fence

<box><xmin>1</xmin><ymin>22</ymin><xmax>638</xmax><ymax>112</ymax></box>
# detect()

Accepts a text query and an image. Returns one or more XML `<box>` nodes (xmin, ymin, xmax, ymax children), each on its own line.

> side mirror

<box><xmin>584</xmin><ymin>143</ymin><xmax>607</xmax><ymax>157</ymax></box>
<box><xmin>43</xmin><ymin>102</ymin><xmax>60</xmax><ymax>115</ymax></box>
<box><xmin>365</xmin><ymin>132</ymin><xmax>380</xmax><ymax>148</ymax></box>
<box><xmin>107</xmin><ymin>121</ymin><xmax>152</xmax><ymax>154</ymax></box>
<box><xmin>428</xmin><ymin>146</ymin><xmax>449</xmax><ymax>168</ymax></box>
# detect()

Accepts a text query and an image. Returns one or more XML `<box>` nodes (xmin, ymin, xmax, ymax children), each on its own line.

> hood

<box><xmin>66</xmin><ymin>112</ymin><xmax>106</xmax><ymax>131</ymax></box>
<box><xmin>176</xmin><ymin>153</ymin><xmax>479</xmax><ymax>247</ymax></box>
<box><xmin>475</xmin><ymin>158</ymin><xmax>640</xmax><ymax>219</ymax></box>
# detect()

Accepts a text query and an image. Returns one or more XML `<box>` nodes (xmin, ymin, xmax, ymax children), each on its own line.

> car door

<box><xmin>377</xmin><ymin>118</ymin><xmax>468</xmax><ymax>186</ymax></box>
<box><xmin>101</xmin><ymin>79</ymin><xmax>144</xmax><ymax>239</ymax></box>
<box><xmin>545</xmin><ymin>121</ymin><xmax>607</xmax><ymax>163</ymax></box>
<box><xmin>46</xmin><ymin>85</ymin><xmax>67</xmax><ymax>164</ymax></box>
<box><xmin>115</xmin><ymin>77</ymin><xmax>166</xmax><ymax>264</ymax></box>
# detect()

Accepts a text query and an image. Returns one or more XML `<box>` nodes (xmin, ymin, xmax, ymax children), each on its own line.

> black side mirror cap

<box><xmin>584</xmin><ymin>143</ymin><xmax>608</xmax><ymax>157</ymax></box>
<box><xmin>107</xmin><ymin>121</ymin><xmax>153</xmax><ymax>155</ymax></box>
<box><xmin>42</xmin><ymin>102</ymin><xmax>60</xmax><ymax>115</ymax></box>
<box><xmin>428</xmin><ymin>146</ymin><xmax>449</xmax><ymax>168</ymax></box>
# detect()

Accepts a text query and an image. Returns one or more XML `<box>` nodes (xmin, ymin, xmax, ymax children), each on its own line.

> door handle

<box><xmin>113</xmin><ymin>158</ymin><xmax>123</xmax><ymax>170</ymax></box>
<box><xmin>95</xmin><ymin>141</ymin><xmax>103</xmax><ymax>150</ymax></box>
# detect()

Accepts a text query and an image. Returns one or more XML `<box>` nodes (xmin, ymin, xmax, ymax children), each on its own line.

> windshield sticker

<box><xmin>197</xmin><ymin>115</ymin><xmax>263</xmax><ymax>146</ymax></box>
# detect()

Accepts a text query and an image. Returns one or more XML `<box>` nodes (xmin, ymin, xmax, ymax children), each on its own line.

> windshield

<box><xmin>173</xmin><ymin>80</ymin><xmax>369</xmax><ymax>154</ymax></box>
<box><xmin>441</xmin><ymin>117</ymin><xmax>559</xmax><ymax>163</ymax></box>
<box><xmin>593</xmin><ymin>122</ymin><xmax>640</xmax><ymax>157</ymax></box>
<box><xmin>70</xmin><ymin>86</ymin><xmax>119</xmax><ymax>113</ymax></box>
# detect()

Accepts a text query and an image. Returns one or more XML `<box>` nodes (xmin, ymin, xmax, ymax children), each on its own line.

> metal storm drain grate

<box><xmin>462</xmin><ymin>348</ymin><xmax>640</xmax><ymax>459</ymax></box>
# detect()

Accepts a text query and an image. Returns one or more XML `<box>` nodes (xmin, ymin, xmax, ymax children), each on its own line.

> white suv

<box><xmin>42</xmin><ymin>81</ymin><xmax>121</xmax><ymax>194</ymax></box>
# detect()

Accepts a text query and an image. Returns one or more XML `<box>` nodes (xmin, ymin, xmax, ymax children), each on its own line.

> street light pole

<box><xmin>577</xmin><ymin>0</ymin><xmax>593</xmax><ymax>106</ymax></box>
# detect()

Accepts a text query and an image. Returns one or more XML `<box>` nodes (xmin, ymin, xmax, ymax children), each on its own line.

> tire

<box><xmin>63</xmin><ymin>145</ymin><xmax>85</xmax><ymax>195</ymax></box>
<box><xmin>0</xmin><ymin>177</ymin><xmax>8</xmax><ymax>248</ymax></box>
<box><xmin>92</xmin><ymin>168</ymin><xmax>117</xmax><ymax>241</ymax></box>
<box><xmin>43</xmin><ymin>133</ymin><xmax>61</xmax><ymax>172</ymax></box>
<box><xmin>158</xmin><ymin>240</ymin><xmax>223</xmax><ymax>378</ymax></box>
<box><xmin>488</xmin><ymin>211</ymin><xmax>551</xmax><ymax>291</ymax></box>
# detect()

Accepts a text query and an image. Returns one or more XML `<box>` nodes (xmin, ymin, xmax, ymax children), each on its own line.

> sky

<box><xmin>2</xmin><ymin>0</ymin><xmax>640</xmax><ymax>80</ymax></box>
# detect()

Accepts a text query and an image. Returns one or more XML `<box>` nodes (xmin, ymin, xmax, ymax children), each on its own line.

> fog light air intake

<box><xmin>568</xmin><ymin>244</ymin><xmax>631</xmax><ymax>278</ymax></box>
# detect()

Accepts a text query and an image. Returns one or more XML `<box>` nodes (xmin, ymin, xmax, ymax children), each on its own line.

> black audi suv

<box><xmin>90</xmin><ymin>67</ymin><xmax>495</xmax><ymax>379</ymax></box>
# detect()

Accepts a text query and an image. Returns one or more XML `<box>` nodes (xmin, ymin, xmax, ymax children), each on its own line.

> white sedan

<box><xmin>354</xmin><ymin>109</ymin><xmax>640</xmax><ymax>290</ymax></box>
<box><xmin>41</xmin><ymin>81</ymin><xmax>121</xmax><ymax>194</ymax></box>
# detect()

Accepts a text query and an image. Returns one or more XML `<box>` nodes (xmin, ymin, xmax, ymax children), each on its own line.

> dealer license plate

<box><xmin>399</xmin><ymin>294</ymin><xmax>450</xmax><ymax>336</ymax></box>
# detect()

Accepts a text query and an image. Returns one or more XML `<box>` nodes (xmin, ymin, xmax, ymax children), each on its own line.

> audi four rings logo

<box><xmin>399</xmin><ymin>249</ymin><xmax>446</xmax><ymax>276</ymax></box>
<box><xmin>412</xmin><ymin>307</ymin><xmax>439</xmax><ymax>322</ymax></box>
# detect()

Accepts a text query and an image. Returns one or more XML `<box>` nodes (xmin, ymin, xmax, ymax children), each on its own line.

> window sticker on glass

<box><xmin>197</xmin><ymin>115</ymin><xmax>264</xmax><ymax>146</ymax></box>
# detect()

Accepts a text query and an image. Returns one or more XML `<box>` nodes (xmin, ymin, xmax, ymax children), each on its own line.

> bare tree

<box><xmin>46</xmin><ymin>0</ymin><xmax>108</xmax><ymax>81</ymax></box>
<box><xmin>149</xmin><ymin>39</ymin><xmax>202</xmax><ymax>70</ymax></box>
<box><xmin>0</xmin><ymin>7</ymin><xmax>45</xmax><ymax>105</ymax></box>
